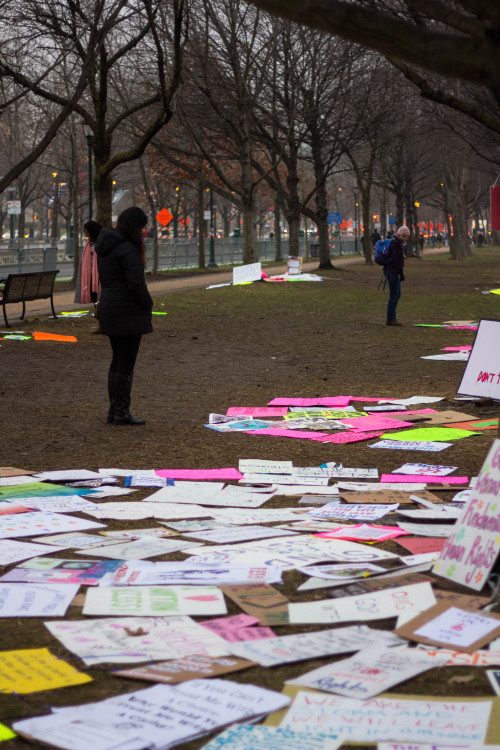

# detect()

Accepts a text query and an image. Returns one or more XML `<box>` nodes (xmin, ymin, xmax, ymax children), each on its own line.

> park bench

<box><xmin>0</xmin><ymin>270</ymin><xmax>59</xmax><ymax>327</ymax></box>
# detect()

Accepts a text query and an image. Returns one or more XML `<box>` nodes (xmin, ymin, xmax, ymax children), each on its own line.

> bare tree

<box><xmin>246</xmin><ymin>1</ymin><xmax>500</xmax><ymax>135</ymax></box>
<box><xmin>0</xmin><ymin>0</ymin><xmax>187</xmax><ymax>224</ymax></box>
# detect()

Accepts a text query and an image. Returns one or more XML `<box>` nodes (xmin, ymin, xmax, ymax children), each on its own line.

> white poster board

<box><xmin>433</xmin><ymin>439</ymin><xmax>500</xmax><ymax>590</ymax></box>
<box><xmin>457</xmin><ymin>319</ymin><xmax>500</xmax><ymax>398</ymax></box>
<box><xmin>233</xmin><ymin>262</ymin><xmax>262</xmax><ymax>285</ymax></box>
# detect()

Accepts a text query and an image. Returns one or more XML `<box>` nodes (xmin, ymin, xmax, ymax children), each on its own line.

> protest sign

<box><xmin>83</xmin><ymin>585</ymin><xmax>227</xmax><ymax>617</ymax></box>
<box><xmin>227</xmin><ymin>625</ymin><xmax>404</xmax><ymax>667</ymax></box>
<box><xmin>0</xmin><ymin>648</ymin><xmax>91</xmax><ymax>693</ymax></box>
<box><xmin>289</xmin><ymin>581</ymin><xmax>436</xmax><ymax>624</ymax></box>
<box><xmin>0</xmin><ymin>511</ymin><xmax>105</xmax><ymax>538</ymax></box>
<box><xmin>433</xmin><ymin>439</ymin><xmax>500</xmax><ymax>589</ymax></box>
<box><xmin>14</xmin><ymin>680</ymin><xmax>291</xmax><ymax>750</ymax></box>
<box><xmin>201</xmin><ymin>726</ymin><xmax>344</xmax><ymax>750</ymax></box>
<box><xmin>457</xmin><ymin>319</ymin><xmax>500</xmax><ymax>398</ymax></box>
<box><xmin>286</xmin><ymin>645</ymin><xmax>447</xmax><ymax>699</ymax></box>
<box><xmin>200</xmin><ymin>613</ymin><xmax>275</xmax><ymax>641</ymax></box>
<box><xmin>395</xmin><ymin>603</ymin><xmax>500</xmax><ymax>652</ymax></box>
<box><xmin>115</xmin><ymin>654</ymin><xmax>254</xmax><ymax>684</ymax></box>
<box><xmin>46</xmin><ymin>615</ymin><xmax>229</xmax><ymax>665</ymax></box>
<box><xmin>0</xmin><ymin>583</ymin><xmax>79</xmax><ymax>617</ymax></box>
<box><xmin>275</xmin><ymin>689</ymin><xmax>497</xmax><ymax>744</ymax></box>
<box><xmin>221</xmin><ymin>583</ymin><xmax>290</xmax><ymax>625</ymax></box>
<box><xmin>185</xmin><ymin>535</ymin><xmax>398</xmax><ymax>569</ymax></box>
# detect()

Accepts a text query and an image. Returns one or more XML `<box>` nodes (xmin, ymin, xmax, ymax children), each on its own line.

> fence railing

<box><xmin>0</xmin><ymin>236</ymin><xmax>362</xmax><ymax>277</ymax></box>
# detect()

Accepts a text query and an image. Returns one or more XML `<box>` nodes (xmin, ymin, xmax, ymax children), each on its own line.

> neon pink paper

<box><xmin>350</xmin><ymin>397</ymin><xmax>387</xmax><ymax>402</ymax></box>
<box><xmin>314</xmin><ymin>524</ymin><xmax>410</xmax><ymax>542</ymax></box>
<box><xmin>245</xmin><ymin>428</ymin><xmax>331</xmax><ymax>441</ymax></box>
<box><xmin>318</xmin><ymin>430</ymin><xmax>385</xmax><ymax>444</ymax></box>
<box><xmin>155</xmin><ymin>468</ymin><xmax>243</xmax><ymax>480</ymax></box>
<box><xmin>337</xmin><ymin>416</ymin><xmax>414</xmax><ymax>431</ymax></box>
<box><xmin>226</xmin><ymin>407</ymin><xmax>288</xmax><ymax>417</ymax></box>
<box><xmin>267</xmin><ymin>396</ymin><xmax>352</xmax><ymax>407</ymax></box>
<box><xmin>443</xmin><ymin>325</ymin><xmax>477</xmax><ymax>330</ymax></box>
<box><xmin>441</xmin><ymin>346</ymin><xmax>472</xmax><ymax>351</ymax></box>
<box><xmin>396</xmin><ymin>537</ymin><xmax>446</xmax><ymax>554</ymax></box>
<box><xmin>380</xmin><ymin>473</ymin><xmax>468</xmax><ymax>484</ymax></box>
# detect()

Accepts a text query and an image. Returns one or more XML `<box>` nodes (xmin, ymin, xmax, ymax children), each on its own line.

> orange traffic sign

<box><xmin>156</xmin><ymin>208</ymin><xmax>173</xmax><ymax>226</ymax></box>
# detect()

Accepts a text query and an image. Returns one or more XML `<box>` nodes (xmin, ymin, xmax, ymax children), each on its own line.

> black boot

<box><xmin>107</xmin><ymin>371</ymin><xmax>117</xmax><ymax>424</ymax></box>
<box><xmin>113</xmin><ymin>372</ymin><xmax>145</xmax><ymax>425</ymax></box>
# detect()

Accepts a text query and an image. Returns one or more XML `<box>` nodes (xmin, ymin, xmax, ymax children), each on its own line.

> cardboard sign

<box><xmin>340</xmin><ymin>490</ymin><xmax>441</xmax><ymax>505</ymax></box>
<box><xmin>221</xmin><ymin>583</ymin><xmax>289</xmax><ymax>625</ymax></box>
<box><xmin>114</xmin><ymin>654</ymin><xmax>254</xmax><ymax>684</ymax></box>
<box><xmin>458</xmin><ymin>319</ymin><xmax>500</xmax><ymax>398</ymax></box>
<box><xmin>433</xmin><ymin>439</ymin><xmax>500</xmax><ymax>590</ymax></box>
<box><xmin>394</xmin><ymin>603</ymin><xmax>500</xmax><ymax>652</ymax></box>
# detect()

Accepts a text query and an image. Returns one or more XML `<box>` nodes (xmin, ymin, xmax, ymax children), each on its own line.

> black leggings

<box><xmin>109</xmin><ymin>335</ymin><xmax>142</xmax><ymax>376</ymax></box>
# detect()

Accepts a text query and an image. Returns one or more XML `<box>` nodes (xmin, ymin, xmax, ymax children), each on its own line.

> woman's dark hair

<box><xmin>116</xmin><ymin>207</ymin><xmax>148</xmax><ymax>267</ymax></box>
<box><xmin>83</xmin><ymin>220</ymin><xmax>102</xmax><ymax>244</ymax></box>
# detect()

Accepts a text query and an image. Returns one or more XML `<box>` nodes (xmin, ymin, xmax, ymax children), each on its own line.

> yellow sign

<box><xmin>0</xmin><ymin>648</ymin><xmax>91</xmax><ymax>693</ymax></box>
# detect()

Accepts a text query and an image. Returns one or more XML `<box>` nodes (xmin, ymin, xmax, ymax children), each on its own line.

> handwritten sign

<box><xmin>433</xmin><ymin>439</ymin><xmax>500</xmax><ymax>589</ymax></box>
<box><xmin>457</xmin><ymin>319</ymin><xmax>500</xmax><ymax>398</ymax></box>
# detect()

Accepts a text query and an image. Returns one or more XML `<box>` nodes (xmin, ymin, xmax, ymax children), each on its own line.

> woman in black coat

<box><xmin>95</xmin><ymin>207</ymin><xmax>153</xmax><ymax>425</ymax></box>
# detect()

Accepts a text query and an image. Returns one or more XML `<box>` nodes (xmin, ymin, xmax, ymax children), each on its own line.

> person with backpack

<box><xmin>374</xmin><ymin>225</ymin><xmax>410</xmax><ymax>326</ymax></box>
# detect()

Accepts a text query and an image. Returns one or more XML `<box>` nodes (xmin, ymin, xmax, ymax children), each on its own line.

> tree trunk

<box><xmin>242</xmin><ymin>204</ymin><xmax>258</xmax><ymax>263</ymax></box>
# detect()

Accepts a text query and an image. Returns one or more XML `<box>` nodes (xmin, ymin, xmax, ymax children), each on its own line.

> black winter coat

<box><xmin>94</xmin><ymin>228</ymin><xmax>153</xmax><ymax>336</ymax></box>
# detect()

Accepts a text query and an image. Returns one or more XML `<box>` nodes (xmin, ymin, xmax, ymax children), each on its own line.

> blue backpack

<box><xmin>373</xmin><ymin>238</ymin><xmax>393</xmax><ymax>266</ymax></box>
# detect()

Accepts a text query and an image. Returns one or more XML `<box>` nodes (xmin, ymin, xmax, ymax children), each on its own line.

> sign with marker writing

<box><xmin>433</xmin><ymin>439</ymin><xmax>500</xmax><ymax>590</ymax></box>
<box><xmin>458</xmin><ymin>318</ymin><xmax>500</xmax><ymax>398</ymax></box>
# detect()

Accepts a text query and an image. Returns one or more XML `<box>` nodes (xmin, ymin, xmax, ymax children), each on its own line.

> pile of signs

<box><xmin>2</xmin><ymin>411</ymin><xmax>500</xmax><ymax>748</ymax></box>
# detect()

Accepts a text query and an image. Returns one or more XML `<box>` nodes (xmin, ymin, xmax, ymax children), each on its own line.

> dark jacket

<box><xmin>387</xmin><ymin>236</ymin><xmax>405</xmax><ymax>274</ymax></box>
<box><xmin>94</xmin><ymin>228</ymin><xmax>153</xmax><ymax>336</ymax></box>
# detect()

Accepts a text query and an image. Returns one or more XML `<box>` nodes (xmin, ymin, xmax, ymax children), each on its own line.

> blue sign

<box><xmin>327</xmin><ymin>212</ymin><xmax>343</xmax><ymax>224</ymax></box>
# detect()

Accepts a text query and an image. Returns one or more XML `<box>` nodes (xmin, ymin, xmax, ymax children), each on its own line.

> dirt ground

<box><xmin>1</xmin><ymin>248</ymin><xmax>500</xmax><ymax>748</ymax></box>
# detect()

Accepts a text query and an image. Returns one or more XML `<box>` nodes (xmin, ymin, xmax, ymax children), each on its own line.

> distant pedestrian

<box><xmin>385</xmin><ymin>225</ymin><xmax>410</xmax><ymax>326</ymax></box>
<box><xmin>371</xmin><ymin>229</ymin><xmax>381</xmax><ymax>245</ymax></box>
<box><xmin>74</xmin><ymin>220</ymin><xmax>102</xmax><ymax>306</ymax></box>
<box><xmin>95</xmin><ymin>207</ymin><xmax>153</xmax><ymax>425</ymax></box>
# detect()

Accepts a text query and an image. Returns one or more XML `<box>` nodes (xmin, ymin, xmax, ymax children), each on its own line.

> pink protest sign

<box><xmin>397</xmin><ymin>537</ymin><xmax>446</xmax><ymax>554</ymax></box>
<box><xmin>245</xmin><ymin>428</ymin><xmax>330</xmax><ymax>441</ymax></box>
<box><xmin>226</xmin><ymin>407</ymin><xmax>288</xmax><ymax>417</ymax></box>
<box><xmin>380</xmin><ymin>473</ymin><xmax>468</xmax><ymax>484</ymax></box>
<box><xmin>314</xmin><ymin>524</ymin><xmax>410</xmax><ymax>542</ymax></box>
<box><xmin>200</xmin><ymin>613</ymin><xmax>274</xmax><ymax>641</ymax></box>
<box><xmin>337</xmin><ymin>416</ymin><xmax>414</xmax><ymax>432</ymax></box>
<box><xmin>350</xmin><ymin>397</ymin><xmax>387</xmax><ymax>402</ymax></box>
<box><xmin>442</xmin><ymin>346</ymin><xmax>472</xmax><ymax>351</ymax></box>
<box><xmin>444</xmin><ymin>325</ymin><xmax>477</xmax><ymax>330</ymax></box>
<box><xmin>155</xmin><ymin>468</ymin><xmax>243</xmax><ymax>480</ymax></box>
<box><xmin>267</xmin><ymin>397</ymin><xmax>352</xmax><ymax>407</ymax></box>
<box><xmin>318</xmin><ymin>431</ymin><xmax>385</xmax><ymax>444</ymax></box>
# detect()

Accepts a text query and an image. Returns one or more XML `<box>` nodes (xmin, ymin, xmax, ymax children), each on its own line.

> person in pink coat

<box><xmin>74</xmin><ymin>220</ymin><xmax>102</xmax><ymax>307</ymax></box>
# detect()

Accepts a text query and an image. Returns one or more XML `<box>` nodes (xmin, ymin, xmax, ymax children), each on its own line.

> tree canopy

<box><xmin>246</xmin><ymin>0</ymin><xmax>500</xmax><ymax>135</ymax></box>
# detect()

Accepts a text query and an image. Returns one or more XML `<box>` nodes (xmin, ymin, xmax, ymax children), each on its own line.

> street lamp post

<box><xmin>354</xmin><ymin>191</ymin><xmax>359</xmax><ymax>254</ymax></box>
<box><xmin>207</xmin><ymin>187</ymin><xmax>217</xmax><ymax>268</ymax></box>
<box><xmin>51</xmin><ymin>172</ymin><xmax>59</xmax><ymax>248</ymax></box>
<box><xmin>82</xmin><ymin>122</ymin><xmax>93</xmax><ymax>221</ymax></box>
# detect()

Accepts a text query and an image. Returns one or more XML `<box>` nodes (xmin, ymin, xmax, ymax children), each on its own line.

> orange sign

<box><xmin>156</xmin><ymin>208</ymin><xmax>173</xmax><ymax>227</ymax></box>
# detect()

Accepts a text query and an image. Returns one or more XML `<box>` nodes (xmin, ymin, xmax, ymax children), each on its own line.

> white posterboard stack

<box><xmin>287</xmin><ymin>256</ymin><xmax>302</xmax><ymax>275</ymax></box>
<box><xmin>457</xmin><ymin>318</ymin><xmax>500</xmax><ymax>399</ymax></box>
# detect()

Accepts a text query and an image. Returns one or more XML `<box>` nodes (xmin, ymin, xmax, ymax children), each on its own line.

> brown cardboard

<box><xmin>340</xmin><ymin>489</ymin><xmax>442</xmax><ymax>504</ymax></box>
<box><xmin>220</xmin><ymin>583</ymin><xmax>289</xmax><ymax>625</ymax></box>
<box><xmin>114</xmin><ymin>654</ymin><xmax>254</xmax><ymax>683</ymax></box>
<box><xmin>394</xmin><ymin>601</ymin><xmax>500</xmax><ymax>652</ymax></box>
